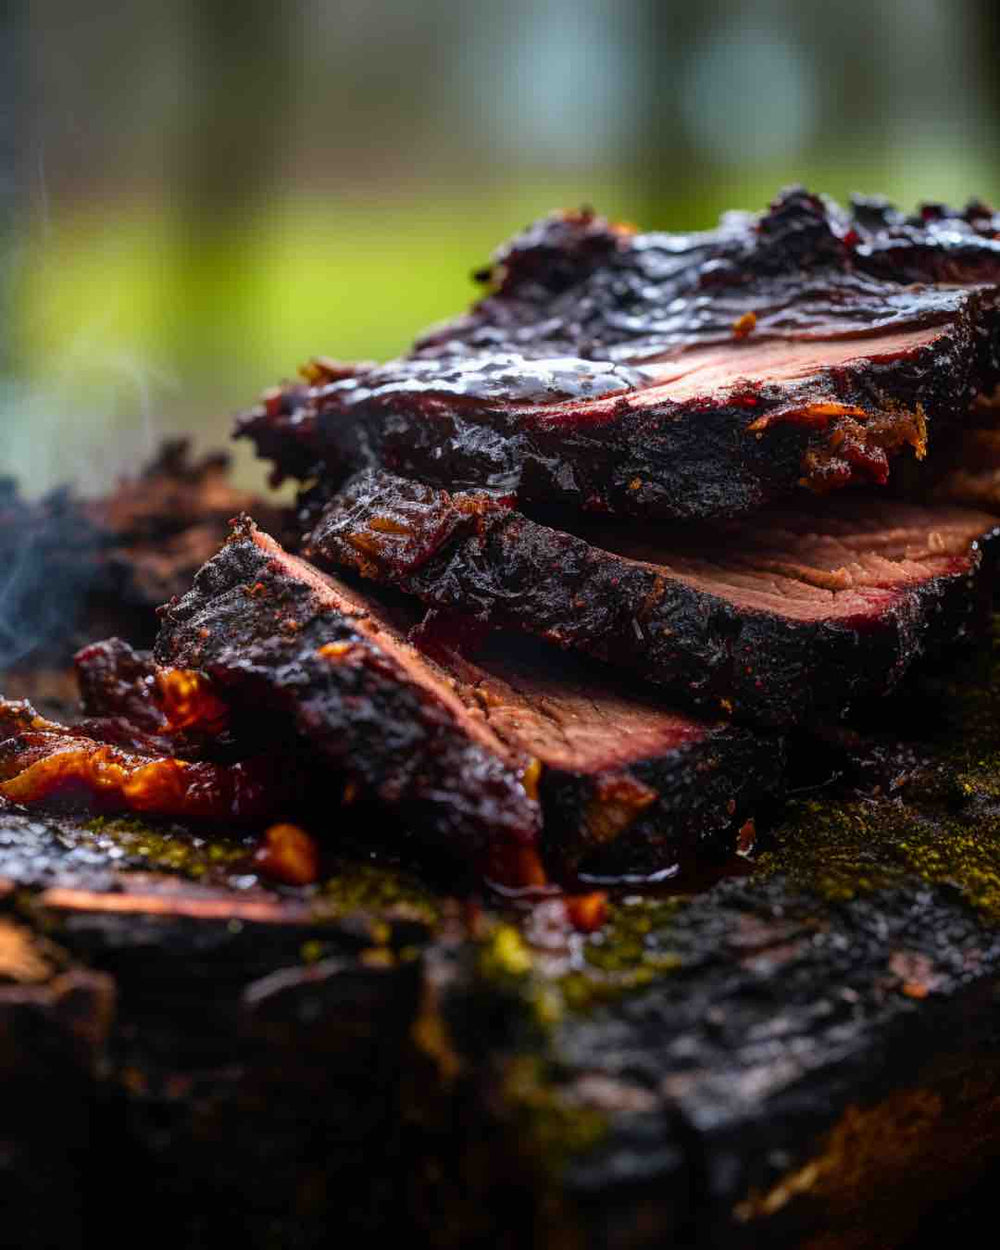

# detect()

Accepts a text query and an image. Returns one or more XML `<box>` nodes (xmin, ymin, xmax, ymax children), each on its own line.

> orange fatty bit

<box><xmin>253</xmin><ymin>822</ymin><xmax>321</xmax><ymax>886</ymax></box>
<box><xmin>0</xmin><ymin>738</ymin><xmax>275</xmax><ymax>821</ymax></box>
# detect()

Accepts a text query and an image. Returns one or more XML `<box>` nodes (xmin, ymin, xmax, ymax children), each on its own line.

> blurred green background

<box><xmin>2</xmin><ymin>0</ymin><xmax>999</xmax><ymax>496</ymax></box>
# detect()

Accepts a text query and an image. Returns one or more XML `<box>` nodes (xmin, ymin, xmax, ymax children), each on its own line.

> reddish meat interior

<box><xmin>250</xmin><ymin>528</ymin><xmax>521</xmax><ymax>763</ymax></box>
<box><xmin>629</xmin><ymin>323</ymin><xmax>948</xmax><ymax>404</ymax></box>
<box><xmin>575</xmin><ymin>498</ymin><xmax>997</xmax><ymax>622</ymax></box>
<box><xmin>469</xmin><ymin>642</ymin><xmax>710</xmax><ymax>774</ymax></box>
<box><xmin>519</xmin><ymin>322</ymin><xmax>950</xmax><ymax>426</ymax></box>
<box><xmin>256</xmin><ymin>530</ymin><xmax>712</xmax><ymax>776</ymax></box>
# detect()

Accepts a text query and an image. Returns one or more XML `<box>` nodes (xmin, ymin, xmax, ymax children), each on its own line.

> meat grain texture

<box><xmin>307</xmin><ymin>468</ymin><xmax>1000</xmax><ymax>723</ymax></box>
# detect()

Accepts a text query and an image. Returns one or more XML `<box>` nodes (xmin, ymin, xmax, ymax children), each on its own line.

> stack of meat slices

<box><xmin>7</xmin><ymin>187</ymin><xmax>1000</xmax><ymax>890</ymax></box>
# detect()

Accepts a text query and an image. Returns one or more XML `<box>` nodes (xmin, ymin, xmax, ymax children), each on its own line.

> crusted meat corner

<box><xmin>155</xmin><ymin>523</ymin><xmax>782</xmax><ymax>882</ymax></box>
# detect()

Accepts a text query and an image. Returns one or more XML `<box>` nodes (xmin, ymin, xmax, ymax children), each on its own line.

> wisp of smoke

<box><xmin>0</xmin><ymin>479</ymin><xmax>103</xmax><ymax>673</ymax></box>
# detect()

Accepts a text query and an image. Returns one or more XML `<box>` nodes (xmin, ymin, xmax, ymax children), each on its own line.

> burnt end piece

<box><xmin>238</xmin><ymin>188</ymin><xmax>1000</xmax><ymax>521</ymax></box>
<box><xmin>72</xmin><ymin>637</ymin><xmax>261</xmax><ymax>761</ymax></box>
<box><xmin>75</xmin><ymin>638</ymin><xmax>163</xmax><ymax>731</ymax></box>
<box><xmin>305</xmin><ymin>469</ymin><xmax>1000</xmax><ymax>725</ymax></box>
<box><xmin>154</xmin><ymin>520</ymin><xmax>540</xmax><ymax>868</ymax></box>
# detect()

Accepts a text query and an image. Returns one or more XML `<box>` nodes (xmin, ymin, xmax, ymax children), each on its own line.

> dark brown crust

<box><xmin>153</xmin><ymin>524</ymin><xmax>783</xmax><ymax>877</ymax></box>
<box><xmin>850</xmin><ymin>194</ymin><xmax>1000</xmax><ymax>284</ymax></box>
<box><xmin>236</xmin><ymin>188</ymin><xmax>1000</xmax><ymax>521</ymax></box>
<box><xmin>422</xmin><ymin>189</ymin><xmax>1000</xmax><ymax>356</ymax></box>
<box><xmin>72</xmin><ymin>638</ymin><xmax>249</xmax><ymax>760</ymax></box>
<box><xmin>304</xmin><ymin>470</ymin><xmax>1000</xmax><ymax>725</ymax></box>
<box><xmin>154</xmin><ymin>521</ymin><xmax>541</xmax><ymax>866</ymax></box>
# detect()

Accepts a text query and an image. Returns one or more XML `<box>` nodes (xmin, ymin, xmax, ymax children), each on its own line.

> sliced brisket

<box><xmin>153</xmin><ymin>520</ymin><xmax>540</xmax><ymax>867</ymax></box>
<box><xmin>238</xmin><ymin>188</ymin><xmax>1000</xmax><ymax>520</ymax></box>
<box><xmin>412</xmin><ymin>187</ymin><xmax>1000</xmax><ymax>360</ymax></box>
<box><xmin>153</xmin><ymin>522</ymin><xmax>781</xmax><ymax>880</ymax></box>
<box><xmin>449</xmin><ymin>633</ymin><xmax>784</xmax><ymax>878</ymax></box>
<box><xmin>305</xmin><ymin>468</ymin><xmax>999</xmax><ymax>725</ymax></box>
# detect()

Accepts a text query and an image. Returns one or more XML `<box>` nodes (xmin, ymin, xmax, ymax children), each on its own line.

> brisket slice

<box><xmin>154</xmin><ymin>522</ymin><xmax>782</xmax><ymax>879</ymax></box>
<box><xmin>237</xmin><ymin>188</ymin><xmax>1000</xmax><ymax>520</ymax></box>
<box><xmin>153</xmin><ymin>520</ymin><xmax>540</xmax><ymax>867</ymax></box>
<box><xmin>446</xmin><ymin>633</ymin><xmax>784</xmax><ymax>878</ymax></box>
<box><xmin>412</xmin><ymin>187</ymin><xmax>1000</xmax><ymax>360</ymax></box>
<box><xmin>305</xmin><ymin>469</ymin><xmax>999</xmax><ymax>725</ymax></box>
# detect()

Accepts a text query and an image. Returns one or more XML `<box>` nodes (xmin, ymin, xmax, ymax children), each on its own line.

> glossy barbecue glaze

<box><xmin>238</xmin><ymin>188</ymin><xmax>1000</xmax><ymax>519</ymax></box>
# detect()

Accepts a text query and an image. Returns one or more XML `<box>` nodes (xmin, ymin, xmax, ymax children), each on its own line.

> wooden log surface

<box><xmin>4</xmin><ymin>633</ymin><xmax>1000</xmax><ymax>1246</ymax></box>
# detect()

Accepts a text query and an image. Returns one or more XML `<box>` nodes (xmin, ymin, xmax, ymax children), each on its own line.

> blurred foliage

<box><xmin>4</xmin><ymin>0</ymin><xmax>1000</xmax><ymax>494</ymax></box>
<box><xmin>9</xmin><ymin>181</ymin><xmax>644</xmax><ymax>493</ymax></box>
<box><xmin>8</xmin><ymin>147</ymin><xmax>1000</xmax><ymax>497</ymax></box>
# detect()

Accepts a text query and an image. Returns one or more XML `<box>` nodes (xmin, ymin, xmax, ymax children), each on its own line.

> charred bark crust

<box><xmin>154</xmin><ymin>523</ymin><xmax>540</xmax><ymax>859</ymax></box>
<box><xmin>237</xmin><ymin>188</ymin><xmax>1000</xmax><ymax>522</ymax></box>
<box><xmin>306</xmin><ymin>469</ymin><xmax>1000</xmax><ymax>726</ymax></box>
